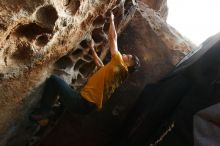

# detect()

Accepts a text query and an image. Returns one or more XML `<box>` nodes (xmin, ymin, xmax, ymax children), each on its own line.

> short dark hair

<box><xmin>128</xmin><ymin>55</ymin><xmax>140</xmax><ymax>74</ymax></box>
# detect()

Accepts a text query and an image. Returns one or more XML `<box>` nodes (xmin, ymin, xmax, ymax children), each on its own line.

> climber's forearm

<box><xmin>91</xmin><ymin>48</ymin><xmax>104</xmax><ymax>68</ymax></box>
<box><xmin>87</xmin><ymin>40</ymin><xmax>104</xmax><ymax>68</ymax></box>
<box><xmin>108</xmin><ymin>12</ymin><xmax>118</xmax><ymax>55</ymax></box>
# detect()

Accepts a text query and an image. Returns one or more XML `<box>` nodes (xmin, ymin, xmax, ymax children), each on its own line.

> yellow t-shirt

<box><xmin>80</xmin><ymin>51</ymin><xmax>128</xmax><ymax>109</ymax></box>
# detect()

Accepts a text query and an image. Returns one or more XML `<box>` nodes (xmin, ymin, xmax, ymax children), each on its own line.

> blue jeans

<box><xmin>40</xmin><ymin>75</ymin><xmax>96</xmax><ymax>114</ymax></box>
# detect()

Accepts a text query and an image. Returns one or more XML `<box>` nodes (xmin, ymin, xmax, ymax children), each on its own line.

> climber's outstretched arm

<box><xmin>108</xmin><ymin>12</ymin><xmax>118</xmax><ymax>55</ymax></box>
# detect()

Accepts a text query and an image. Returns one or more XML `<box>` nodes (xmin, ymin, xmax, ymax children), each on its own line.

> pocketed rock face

<box><xmin>0</xmin><ymin>0</ymin><xmax>137</xmax><ymax>145</ymax></box>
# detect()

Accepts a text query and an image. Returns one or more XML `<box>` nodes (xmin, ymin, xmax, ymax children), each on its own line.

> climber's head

<box><xmin>122</xmin><ymin>54</ymin><xmax>140</xmax><ymax>73</ymax></box>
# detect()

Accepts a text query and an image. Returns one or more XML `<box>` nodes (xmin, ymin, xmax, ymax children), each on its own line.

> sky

<box><xmin>167</xmin><ymin>0</ymin><xmax>220</xmax><ymax>46</ymax></box>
